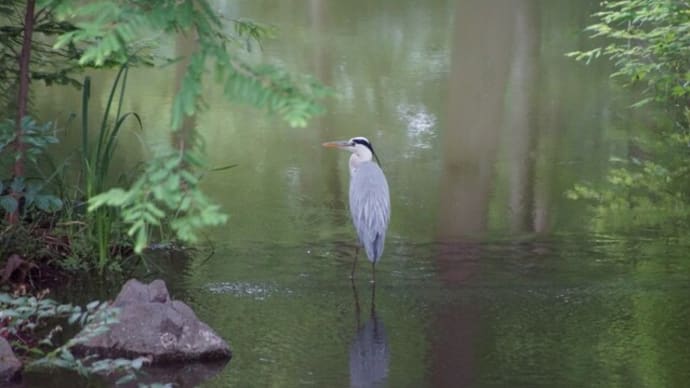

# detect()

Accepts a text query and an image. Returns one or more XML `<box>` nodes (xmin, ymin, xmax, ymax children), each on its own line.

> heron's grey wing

<box><xmin>349</xmin><ymin>162</ymin><xmax>390</xmax><ymax>262</ymax></box>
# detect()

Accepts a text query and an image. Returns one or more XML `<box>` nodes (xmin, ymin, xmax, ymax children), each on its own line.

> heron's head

<box><xmin>322</xmin><ymin>137</ymin><xmax>382</xmax><ymax>165</ymax></box>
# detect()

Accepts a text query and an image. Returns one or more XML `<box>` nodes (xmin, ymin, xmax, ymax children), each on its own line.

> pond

<box><xmin>28</xmin><ymin>0</ymin><xmax>690</xmax><ymax>387</ymax></box>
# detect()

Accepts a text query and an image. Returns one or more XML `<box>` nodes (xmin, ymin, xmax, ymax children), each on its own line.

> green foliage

<box><xmin>0</xmin><ymin>293</ymin><xmax>152</xmax><ymax>382</ymax></box>
<box><xmin>80</xmin><ymin>65</ymin><xmax>142</xmax><ymax>272</ymax></box>
<box><xmin>567</xmin><ymin>0</ymin><xmax>690</xmax><ymax>229</ymax></box>
<box><xmin>566</xmin><ymin>163</ymin><xmax>690</xmax><ymax>229</ymax></box>
<box><xmin>0</xmin><ymin>117</ymin><xmax>63</xmax><ymax>215</ymax></box>
<box><xmin>0</xmin><ymin>65</ymin><xmax>142</xmax><ymax>273</ymax></box>
<box><xmin>42</xmin><ymin>0</ymin><xmax>329</xmax><ymax>253</ymax></box>
<box><xmin>1</xmin><ymin>0</ymin><xmax>328</xmax><ymax>264</ymax></box>
<box><xmin>46</xmin><ymin>0</ymin><xmax>329</xmax><ymax>127</ymax></box>
<box><xmin>567</xmin><ymin>0</ymin><xmax>690</xmax><ymax>109</ymax></box>
<box><xmin>0</xmin><ymin>0</ymin><xmax>85</xmax><ymax>110</ymax></box>
<box><xmin>81</xmin><ymin>66</ymin><xmax>142</xmax><ymax>200</ymax></box>
<box><xmin>566</xmin><ymin>131</ymin><xmax>690</xmax><ymax>229</ymax></box>
<box><xmin>0</xmin><ymin>178</ymin><xmax>63</xmax><ymax>214</ymax></box>
<box><xmin>0</xmin><ymin>117</ymin><xmax>58</xmax><ymax>164</ymax></box>
<box><xmin>89</xmin><ymin>142</ymin><xmax>228</xmax><ymax>253</ymax></box>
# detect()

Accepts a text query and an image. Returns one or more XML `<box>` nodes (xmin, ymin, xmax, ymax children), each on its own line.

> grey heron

<box><xmin>322</xmin><ymin>137</ymin><xmax>390</xmax><ymax>283</ymax></box>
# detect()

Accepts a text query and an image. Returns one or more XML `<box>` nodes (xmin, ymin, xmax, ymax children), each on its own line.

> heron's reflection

<box><xmin>349</xmin><ymin>282</ymin><xmax>390</xmax><ymax>388</ymax></box>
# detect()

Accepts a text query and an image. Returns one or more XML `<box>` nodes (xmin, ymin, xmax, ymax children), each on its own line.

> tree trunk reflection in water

<box><xmin>438</xmin><ymin>0</ymin><xmax>514</xmax><ymax>241</ymax></box>
<box><xmin>309</xmin><ymin>0</ymin><xmax>344</xmax><ymax>210</ymax></box>
<box><xmin>434</xmin><ymin>0</ymin><xmax>520</xmax><ymax>386</ymax></box>
<box><xmin>506</xmin><ymin>0</ymin><xmax>540</xmax><ymax>233</ymax></box>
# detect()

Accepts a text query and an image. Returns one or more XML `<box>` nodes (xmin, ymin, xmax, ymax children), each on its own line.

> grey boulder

<box><xmin>72</xmin><ymin>279</ymin><xmax>231</xmax><ymax>364</ymax></box>
<box><xmin>0</xmin><ymin>337</ymin><xmax>22</xmax><ymax>383</ymax></box>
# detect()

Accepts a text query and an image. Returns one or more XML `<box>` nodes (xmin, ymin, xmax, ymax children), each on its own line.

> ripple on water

<box><xmin>206</xmin><ymin>281</ymin><xmax>293</xmax><ymax>300</ymax></box>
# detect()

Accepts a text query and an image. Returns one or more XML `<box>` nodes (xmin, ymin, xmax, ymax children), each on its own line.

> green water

<box><xmin>28</xmin><ymin>0</ymin><xmax>690</xmax><ymax>387</ymax></box>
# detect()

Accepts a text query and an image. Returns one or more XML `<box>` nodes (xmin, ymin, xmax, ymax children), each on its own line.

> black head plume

<box><xmin>350</xmin><ymin>137</ymin><xmax>383</xmax><ymax>167</ymax></box>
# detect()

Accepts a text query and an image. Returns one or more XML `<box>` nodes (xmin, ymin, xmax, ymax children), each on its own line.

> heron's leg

<box><xmin>371</xmin><ymin>262</ymin><xmax>376</xmax><ymax>284</ymax></box>
<box><xmin>351</xmin><ymin>276</ymin><xmax>361</xmax><ymax>329</ymax></box>
<box><xmin>370</xmin><ymin>279</ymin><xmax>377</xmax><ymax>315</ymax></box>
<box><xmin>350</xmin><ymin>246</ymin><xmax>359</xmax><ymax>279</ymax></box>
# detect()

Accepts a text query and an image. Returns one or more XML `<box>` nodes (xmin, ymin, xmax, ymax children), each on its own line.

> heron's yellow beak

<box><xmin>322</xmin><ymin>140</ymin><xmax>350</xmax><ymax>149</ymax></box>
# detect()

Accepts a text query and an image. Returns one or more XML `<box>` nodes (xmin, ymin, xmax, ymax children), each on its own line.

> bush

<box><xmin>567</xmin><ymin>0</ymin><xmax>690</xmax><ymax>229</ymax></box>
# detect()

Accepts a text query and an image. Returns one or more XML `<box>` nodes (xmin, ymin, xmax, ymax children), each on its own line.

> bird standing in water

<box><xmin>322</xmin><ymin>137</ymin><xmax>390</xmax><ymax>283</ymax></box>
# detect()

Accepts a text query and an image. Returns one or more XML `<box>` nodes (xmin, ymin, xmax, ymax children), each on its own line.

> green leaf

<box><xmin>630</xmin><ymin>97</ymin><xmax>654</xmax><ymax>108</ymax></box>
<box><xmin>10</xmin><ymin>177</ymin><xmax>25</xmax><ymax>193</ymax></box>
<box><xmin>86</xmin><ymin>300</ymin><xmax>101</xmax><ymax>311</ymax></box>
<box><xmin>0</xmin><ymin>195</ymin><xmax>18</xmax><ymax>213</ymax></box>
<box><xmin>35</xmin><ymin>195</ymin><xmax>64</xmax><ymax>212</ymax></box>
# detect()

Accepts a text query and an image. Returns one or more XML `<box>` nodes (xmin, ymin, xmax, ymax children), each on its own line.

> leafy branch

<box><xmin>43</xmin><ymin>0</ymin><xmax>330</xmax><ymax>252</ymax></box>
<box><xmin>566</xmin><ymin>0</ymin><xmax>690</xmax><ymax>109</ymax></box>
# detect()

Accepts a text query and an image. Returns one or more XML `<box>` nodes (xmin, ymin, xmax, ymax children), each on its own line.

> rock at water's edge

<box><xmin>0</xmin><ymin>337</ymin><xmax>22</xmax><ymax>383</ymax></box>
<box><xmin>72</xmin><ymin>279</ymin><xmax>231</xmax><ymax>364</ymax></box>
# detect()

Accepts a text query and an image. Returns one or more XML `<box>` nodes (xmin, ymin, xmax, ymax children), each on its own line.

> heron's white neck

<box><xmin>348</xmin><ymin>144</ymin><xmax>374</xmax><ymax>176</ymax></box>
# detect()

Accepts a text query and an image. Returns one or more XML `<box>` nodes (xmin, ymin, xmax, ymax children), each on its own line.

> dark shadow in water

<box><xmin>349</xmin><ymin>282</ymin><xmax>389</xmax><ymax>388</ymax></box>
<box><xmin>118</xmin><ymin>360</ymin><xmax>229</xmax><ymax>387</ymax></box>
<box><xmin>24</xmin><ymin>359</ymin><xmax>229</xmax><ymax>387</ymax></box>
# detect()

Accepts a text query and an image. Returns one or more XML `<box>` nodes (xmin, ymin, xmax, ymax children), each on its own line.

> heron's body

<box><xmin>349</xmin><ymin>161</ymin><xmax>389</xmax><ymax>263</ymax></box>
<box><xmin>323</xmin><ymin>136</ymin><xmax>390</xmax><ymax>282</ymax></box>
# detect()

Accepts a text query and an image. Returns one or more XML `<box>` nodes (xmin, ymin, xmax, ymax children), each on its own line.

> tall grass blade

<box><xmin>100</xmin><ymin>112</ymin><xmax>143</xmax><ymax>182</ymax></box>
<box><xmin>94</xmin><ymin>64</ymin><xmax>128</xmax><ymax>187</ymax></box>
<box><xmin>78</xmin><ymin>62</ymin><xmax>144</xmax><ymax>274</ymax></box>
<box><xmin>81</xmin><ymin>76</ymin><xmax>91</xmax><ymax>189</ymax></box>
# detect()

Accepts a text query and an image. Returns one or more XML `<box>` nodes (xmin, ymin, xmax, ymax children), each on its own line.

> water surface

<box><xmin>30</xmin><ymin>0</ymin><xmax>690</xmax><ymax>387</ymax></box>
